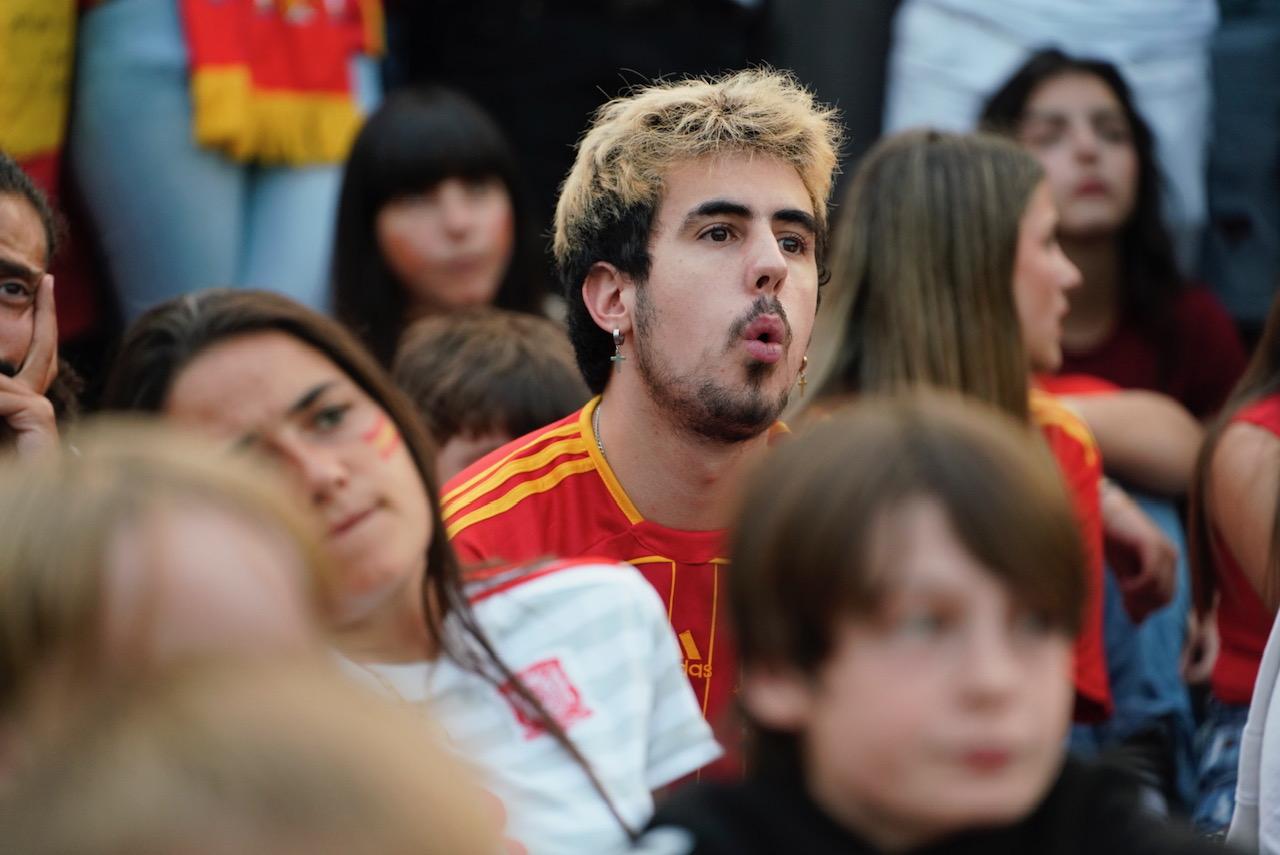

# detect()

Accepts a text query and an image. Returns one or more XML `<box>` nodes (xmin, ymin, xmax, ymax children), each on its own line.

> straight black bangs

<box><xmin>350</xmin><ymin>87</ymin><xmax>521</xmax><ymax>210</ymax></box>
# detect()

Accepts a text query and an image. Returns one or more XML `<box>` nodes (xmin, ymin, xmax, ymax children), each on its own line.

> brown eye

<box><xmin>0</xmin><ymin>281</ymin><xmax>33</xmax><ymax>305</ymax></box>
<box><xmin>778</xmin><ymin>235</ymin><xmax>807</xmax><ymax>254</ymax></box>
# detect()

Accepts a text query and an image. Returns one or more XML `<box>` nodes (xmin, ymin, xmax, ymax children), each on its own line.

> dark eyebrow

<box><xmin>774</xmin><ymin>208</ymin><xmax>817</xmax><ymax>236</ymax></box>
<box><xmin>0</xmin><ymin>257</ymin><xmax>42</xmax><ymax>282</ymax></box>
<box><xmin>1022</xmin><ymin>110</ymin><xmax>1068</xmax><ymax>123</ymax></box>
<box><xmin>288</xmin><ymin>381</ymin><xmax>336</xmax><ymax>417</ymax></box>
<box><xmin>1089</xmin><ymin>108</ymin><xmax>1129</xmax><ymax>123</ymax></box>
<box><xmin>682</xmin><ymin>200</ymin><xmax>817</xmax><ymax>236</ymax></box>
<box><xmin>682</xmin><ymin>199</ymin><xmax>752</xmax><ymax>231</ymax></box>
<box><xmin>229</xmin><ymin>380</ymin><xmax>337</xmax><ymax>452</ymax></box>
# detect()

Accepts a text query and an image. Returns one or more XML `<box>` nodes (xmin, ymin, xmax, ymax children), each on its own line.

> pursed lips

<box><xmin>740</xmin><ymin>314</ymin><xmax>788</xmax><ymax>364</ymax></box>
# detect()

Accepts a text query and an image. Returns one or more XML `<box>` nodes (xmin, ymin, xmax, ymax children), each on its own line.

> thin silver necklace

<box><xmin>592</xmin><ymin>403</ymin><xmax>607</xmax><ymax>459</ymax></box>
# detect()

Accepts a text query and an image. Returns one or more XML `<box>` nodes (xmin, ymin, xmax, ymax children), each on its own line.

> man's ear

<box><xmin>740</xmin><ymin>664</ymin><xmax>814</xmax><ymax>732</ymax></box>
<box><xmin>581</xmin><ymin>261</ymin><xmax>633</xmax><ymax>336</ymax></box>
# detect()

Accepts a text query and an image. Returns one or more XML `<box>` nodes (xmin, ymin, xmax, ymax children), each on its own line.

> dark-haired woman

<box><xmin>331</xmin><ymin>88</ymin><xmax>548</xmax><ymax>366</ymax></box>
<box><xmin>102</xmin><ymin>289</ymin><xmax>719</xmax><ymax>853</ymax></box>
<box><xmin>981</xmin><ymin>48</ymin><xmax>1246</xmax><ymax>420</ymax></box>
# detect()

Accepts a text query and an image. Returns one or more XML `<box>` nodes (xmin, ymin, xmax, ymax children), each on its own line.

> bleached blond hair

<box><xmin>553</xmin><ymin>68</ymin><xmax>843</xmax><ymax>393</ymax></box>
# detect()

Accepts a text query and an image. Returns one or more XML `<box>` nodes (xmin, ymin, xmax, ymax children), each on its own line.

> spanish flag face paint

<box><xmin>361</xmin><ymin>413</ymin><xmax>401</xmax><ymax>461</ymax></box>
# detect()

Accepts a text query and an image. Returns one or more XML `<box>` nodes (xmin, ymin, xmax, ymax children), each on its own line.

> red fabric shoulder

<box><xmin>443</xmin><ymin>407</ymin><xmax>584</xmax><ymax>498</ymax></box>
<box><xmin>1234</xmin><ymin>394</ymin><xmax>1280</xmax><ymax>435</ymax></box>
<box><xmin>1030</xmin><ymin>391</ymin><xmax>1110</xmax><ymax>721</ymax></box>
<box><xmin>1036</xmin><ymin>373</ymin><xmax>1122</xmax><ymax>397</ymax></box>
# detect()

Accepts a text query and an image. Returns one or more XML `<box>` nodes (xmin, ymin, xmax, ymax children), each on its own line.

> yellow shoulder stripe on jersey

<box><xmin>441</xmin><ymin>420</ymin><xmax>582</xmax><ymax>505</ymax></box>
<box><xmin>446</xmin><ymin>457</ymin><xmax>597</xmax><ymax>540</ymax></box>
<box><xmin>1029</xmin><ymin>390</ymin><xmax>1099</xmax><ymax>467</ymax></box>
<box><xmin>441</xmin><ymin>419</ymin><xmax>582</xmax><ymax>505</ymax></box>
<box><xmin>442</xmin><ymin>436</ymin><xmax>589</xmax><ymax>521</ymax></box>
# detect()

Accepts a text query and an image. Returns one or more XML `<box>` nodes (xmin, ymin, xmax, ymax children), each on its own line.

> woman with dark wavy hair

<box><xmin>101</xmin><ymin>289</ymin><xmax>719</xmax><ymax>853</ymax></box>
<box><xmin>981</xmin><ymin>48</ymin><xmax>1245</xmax><ymax>420</ymax></box>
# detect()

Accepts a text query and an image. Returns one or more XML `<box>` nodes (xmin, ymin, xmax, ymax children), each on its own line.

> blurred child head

<box><xmin>0</xmin><ymin>420</ymin><xmax>324</xmax><ymax>725</ymax></box>
<box><xmin>333</xmin><ymin>87</ymin><xmax>544</xmax><ymax>366</ymax></box>
<box><xmin>393</xmin><ymin>307</ymin><xmax>590</xmax><ymax>482</ymax></box>
<box><xmin>0</xmin><ymin>657</ymin><xmax>498</xmax><ymax>855</ymax></box>
<box><xmin>730</xmin><ymin>394</ymin><xmax>1084</xmax><ymax>849</ymax></box>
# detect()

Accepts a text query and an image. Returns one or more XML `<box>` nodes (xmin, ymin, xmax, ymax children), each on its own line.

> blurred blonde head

<box><xmin>0</xmin><ymin>657</ymin><xmax>498</xmax><ymax>855</ymax></box>
<box><xmin>0</xmin><ymin>419</ymin><xmax>327</xmax><ymax>716</ymax></box>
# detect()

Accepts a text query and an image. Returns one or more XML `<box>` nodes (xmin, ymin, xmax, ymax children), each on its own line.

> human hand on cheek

<box><xmin>0</xmin><ymin>275</ymin><xmax>59</xmax><ymax>457</ymax></box>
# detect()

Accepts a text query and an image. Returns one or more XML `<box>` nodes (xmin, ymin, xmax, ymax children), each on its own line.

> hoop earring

<box><xmin>610</xmin><ymin>329</ymin><xmax>626</xmax><ymax>371</ymax></box>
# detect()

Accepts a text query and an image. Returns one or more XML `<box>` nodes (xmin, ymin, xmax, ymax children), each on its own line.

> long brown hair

<box><xmin>1189</xmin><ymin>291</ymin><xmax>1280</xmax><ymax>613</ymax></box>
<box><xmin>816</xmin><ymin>130</ymin><xmax>1044</xmax><ymax>422</ymax></box>
<box><xmin>100</xmin><ymin>289</ymin><xmax>633</xmax><ymax>837</ymax></box>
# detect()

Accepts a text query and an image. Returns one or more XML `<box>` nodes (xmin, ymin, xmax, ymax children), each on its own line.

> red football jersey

<box><xmin>1030</xmin><ymin>389</ymin><xmax>1112</xmax><ymax>722</ymax></box>
<box><xmin>444</xmin><ymin>397</ymin><xmax>756</xmax><ymax>775</ymax></box>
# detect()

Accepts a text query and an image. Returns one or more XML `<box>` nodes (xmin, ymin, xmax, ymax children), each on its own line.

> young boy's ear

<box><xmin>740</xmin><ymin>665</ymin><xmax>814</xmax><ymax>731</ymax></box>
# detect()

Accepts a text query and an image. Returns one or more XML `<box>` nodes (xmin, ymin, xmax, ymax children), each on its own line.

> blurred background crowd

<box><xmin>1</xmin><ymin>1</ymin><xmax>1279</xmax><ymax>853</ymax></box>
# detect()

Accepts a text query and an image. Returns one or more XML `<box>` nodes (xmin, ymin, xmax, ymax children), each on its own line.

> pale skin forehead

<box><xmin>164</xmin><ymin>331</ymin><xmax>357</xmax><ymax>443</ymax></box>
<box><xmin>649</xmin><ymin>153</ymin><xmax>817</xmax><ymax>239</ymax></box>
<box><xmin>1023</xmin><ymin>73</ymin><xmax>1127</xmax><ymax>119</ymax></box>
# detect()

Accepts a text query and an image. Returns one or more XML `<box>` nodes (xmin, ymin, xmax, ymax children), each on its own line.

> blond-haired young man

<box><xmin>443</xmin><ymin>69</ymin><xmax>841</xmax><ymax>773</ymax></box>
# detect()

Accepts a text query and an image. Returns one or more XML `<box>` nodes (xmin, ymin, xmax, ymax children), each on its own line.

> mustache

<box><xmin>726</xmin><ymin>297</ymin><xmax>792</xmax><ymax>346</ymax></box>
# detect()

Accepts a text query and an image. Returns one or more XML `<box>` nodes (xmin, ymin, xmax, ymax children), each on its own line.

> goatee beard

<box><xmin>633</xmin><ymin>293</ymin><xmax>790</xmax><ymax>444</ymax></box>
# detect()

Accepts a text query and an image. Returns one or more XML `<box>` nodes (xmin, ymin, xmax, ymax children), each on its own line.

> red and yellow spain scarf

<box><xmin>181</xmin><ymin>0</ymin><xmax>383</xmax><ymax>165</ymax></box>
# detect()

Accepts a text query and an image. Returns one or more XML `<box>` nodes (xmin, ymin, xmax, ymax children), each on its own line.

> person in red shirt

<box><xmin>444</xmin><ymin>69</ymin><xmax>843</xmax><ymax>773</ymax></box>
<box><xmin>981</xmin><ymin>49</ymin><xmax>1246</xmax><ymax>420</ymax></box>
<box><xmin>1188</xmin><ymin>292</ymin><xmax>1280</xmax><ymax>833</ymax></box>
<box><xmin>812</xmin><ymin>129</ymin><xmax>1113</xmax><ymax>722</ymax></box>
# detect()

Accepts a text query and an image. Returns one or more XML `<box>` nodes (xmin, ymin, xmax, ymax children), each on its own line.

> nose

<box><xmin>1069</xmin><ymin>121</ymin><xmax>1100</xmax><ymax>162</ymax></box>
<box><xmin>958</xmin><ymin>624</ymin><xmax>1020</xmax><ymax>709</ymax></box>
<box><xmin>438</xmin><ymin>182</ymin><xmax>475</xmax><ymax>237</ymax></box>
<box><xmin>746</xmin><ymin>230</ymin><xmax>788</xmax><ymax>294</ymax></box>
<box><xmin>277</xmin><ymin>437</ymin><xmax>349</xmax><ymax>506</ymax></box>
<box><xmin>1057</xmin><ymin>248</ymin><xmax>1083</xmax><ymax>293</ymax></box>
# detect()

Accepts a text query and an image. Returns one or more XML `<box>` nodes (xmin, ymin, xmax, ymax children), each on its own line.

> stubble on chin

<box><xmin>635</xmin><ymin>339</ymin><xmax>789</xmax><ymax>444</ymax></box>
<box><xmin>633</xmin><ymin>289</ymin><xmax>794</xmax><ymax>444</ymax></box>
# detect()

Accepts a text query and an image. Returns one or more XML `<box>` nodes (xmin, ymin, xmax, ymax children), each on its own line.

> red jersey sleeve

<box><xmin>1030</xmin><ymin>390</ymin><xmax>1111</xmax><ymax>722</ymax></box>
